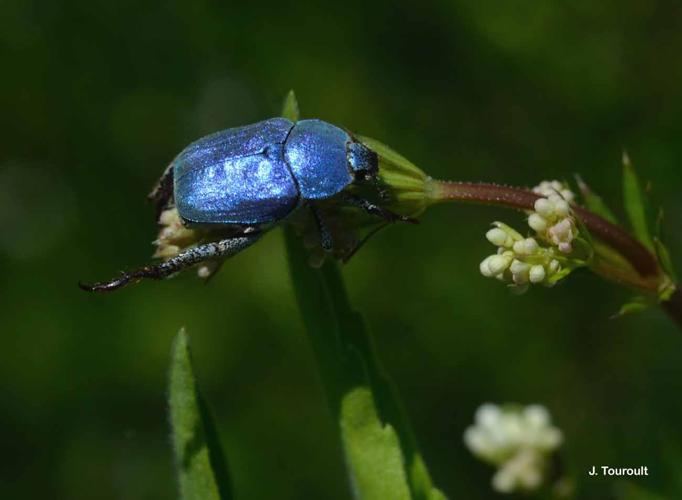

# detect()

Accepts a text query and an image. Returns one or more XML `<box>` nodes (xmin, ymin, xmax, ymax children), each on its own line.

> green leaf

<box><xmin>169</xmin><ymin>329</ymin><xmax>231</xmax><ymax>500</ymax></box>
<box><xmin>285</xmin><ymin>228</ymin><xmax>445</xmax><ymax>500</ymax></box>
<box><xmin>622</xmin><ymin>152</ymin><xmax>655</xmax><ymax>251</ymax></box>
<box><xmin>575</xmin><ymin>174</ymin><xmax>619</xmax><ymax>224</ymax></box>
<box><xmin>280</xmin><ymin>93</ymin><xmax>442</xmax><ymax>499</ymax></box>
<box><xmin>654</xmin><ymin>237</ymin><xmax>678</xmax><ymax>283</ymax></box>
<box><xmin>281</xmin><ymin>90</ymin><xmax>300</xmax><ymax>122</ymax></box>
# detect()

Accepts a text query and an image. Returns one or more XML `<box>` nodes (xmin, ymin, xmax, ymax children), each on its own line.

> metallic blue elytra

<box><xmin>173</xmin><ymin>117</ymin><xmax>378</xmax><ymax>226</ymax></box>
<box><xmin>284</xmin><ymin>119</ymin><xmax>353</xmax><ymax>200</ymax></box>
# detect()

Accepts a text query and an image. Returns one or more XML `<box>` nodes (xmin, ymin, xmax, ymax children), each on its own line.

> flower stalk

<box><xmin>424</xmin><ymin>180</ymin><xmax>659</xmax><ymax>279</ymax></box>
<box><xmin>420</xmin><ymin>179</ymin><xmax>682</xmax><ymax>324</ymax></box>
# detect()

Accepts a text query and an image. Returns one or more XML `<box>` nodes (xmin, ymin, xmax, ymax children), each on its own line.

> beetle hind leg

<box><xmin>79</xmin><ymin>232</ymin><xmax>263</xmax><ymax>292</ymax></box>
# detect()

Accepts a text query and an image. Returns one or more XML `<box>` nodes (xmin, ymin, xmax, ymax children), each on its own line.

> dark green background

<box><xmin>2</xmin><ymin>1</ymin><xmax>682</xmax><ymax>499</ymax></box>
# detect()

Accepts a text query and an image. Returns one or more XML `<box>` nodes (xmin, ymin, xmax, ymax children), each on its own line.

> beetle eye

<box><xmin>348</xmin><ymin>142</ymin><xmax>378</xmax><ymax>176</ymax></box>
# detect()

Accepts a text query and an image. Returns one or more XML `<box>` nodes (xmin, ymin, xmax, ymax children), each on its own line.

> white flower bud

<box><xmin>552</xmin><ymin>199</ymin><xmax>570</xmax><ymax>217</ymax></box>
<box><xmin>486</xmin><ymin>228</ymin><xmax>509</xmax><ymax>247</ymax></box>
<box><xmin>534</xmin><ymin>198</ymin><xmax>554</xmax><ymax>218</ymax></box>
<box><xmin>479</xmin><ymin>256</ymin><xmax>496</xmax><ymax>277</ymax></box>
<box><xmin>159</xmin><ymin>209</ymin><xmax>179</xmax><ymax>225</ymax></box>
<box><xmin>560</xmin><ymin>189</ymin><xmax>575</xmax><ymax>202</ymax></box>
<box><xmin>487</xmin><ymin>254</ymin><xmax>513</xmax><ymax>275</ymax></box>
<box><xmin>548</xmin><ymin>260</ymin><xmax>560</xmax><ymax>274</ymax></box>
<box><xmin>528</xmin><ymin>213</ymin><xmax>547</xmax><ymax>232</ymax></box>
<box><xmin>492</xmin><ymin>468</ymin><xmax>516</xmax><ymax>493</ymax></box>
<box><xmin>533</xmin><ymin>180</ymin><xmax>575</xmax><ymax>204</ymax></box>
<box><xmin>510</xmin><ymin>259</ymin><xmax>529</xmax><ymax>275</ymax></box>
<box><xmin>513</xmin><ymin>238</ymin><xmax>539</xmax><ymax>256</ymax></box>
<box><xmin>524</xmin><ymin>405</ymin><xmax>550</xmax><ymax>427</ymax></box>
<box><xmin>476</xmin><ymin>403</ymin><xmax>502</xmax><ymax>428</ymax></box>
<box><xmin>547</xmin><ymin>193</ymin><xmax>563</xmax><ymax>205</ymax></box>
<box><xmin>548</xmin><ymin>219</ymin><xmax>577</xmax><ymax>253</ymax></box>
<box><xmin>492</xmin><ymin>221</ymin><xmax>524</xmax><ymax>242</ymax></box>
<box><xmin>538</xmin><ymin>428</ymin><xmax>563</xmax><ymax>450</ymax></box>
<box><xmin>529</xmin><ymin>265</ymin><xmax>546</xmax><ymax>283</ymax></box>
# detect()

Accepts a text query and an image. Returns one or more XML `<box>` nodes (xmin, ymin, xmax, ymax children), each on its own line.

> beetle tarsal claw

<box><xmin>79</xmin><ymin>267</ymin><xmax>161</xmax><ymax>292</ymax></box>
<box><xmin>78</xmin><ymin>272</ymin><xmax>137</xmax><ymax>293</ymax></box>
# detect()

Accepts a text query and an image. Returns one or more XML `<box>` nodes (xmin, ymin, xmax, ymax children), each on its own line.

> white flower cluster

<box><xmin>479</xmin><ymin>180</ymin><xmax>579</xmax><ymax>289</ymax></box>
<box><xmin>529</xmin><ymin>181</ymin><xmax>578</xmax><ymax>254</ymax></box>
<box><xmin>154</xmin><ymin>208</ymin><xmax>199</xmax><ymax>259</ymax></box>
<box><xmin>480</xmin><ymin>222</ymin><xmax>561</xmax><ymax>288</ymax></box>
<box><xmin>464</xmin><ymin>403</ymin><xmax>563</xmax><ymax>494</ymax></box>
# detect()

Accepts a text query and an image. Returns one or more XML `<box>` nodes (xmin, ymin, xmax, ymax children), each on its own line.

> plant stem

<box><xmin>425</xmin><ymin>179</ymin><xmax>682</xmax><ymax>329</ymax></box>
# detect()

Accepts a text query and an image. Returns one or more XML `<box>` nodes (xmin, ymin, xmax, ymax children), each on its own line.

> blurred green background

<box><xmin>2</xmin><ymin>1</ymin><xmax>682</xmax><ymax>499</ymax></box>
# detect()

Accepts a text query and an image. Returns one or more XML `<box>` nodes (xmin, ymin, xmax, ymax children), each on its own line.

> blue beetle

<box><xmin>81</xmin><ymin>117</ymin><xmax>414</xmax><ymax>292</ymax></box>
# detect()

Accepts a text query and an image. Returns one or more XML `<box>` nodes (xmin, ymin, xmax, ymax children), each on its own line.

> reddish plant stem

<box><xmin>428</xmin><ymin>181</ymin><xmax>660</xmax><ymax>277</ymax></box>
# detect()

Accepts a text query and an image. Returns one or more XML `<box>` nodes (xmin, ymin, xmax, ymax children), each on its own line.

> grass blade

<box><xmin>169</xmin><ymin>328</ymin><xmax>231</xmax><ymax>500</ymax></box>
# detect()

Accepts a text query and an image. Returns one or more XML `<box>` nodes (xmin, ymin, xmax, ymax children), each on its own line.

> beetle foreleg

<box><xmin>79</xmin><ymin>232</ymin><xmax>262</xmax><ymax>292</ymax></box>
<box><xmin>342</xmin><ymin>193</ymin><xmax>419</xmax><ymax>225</ymax></box>
<box><xmin>148</xmin><ymin>162</ymin><xmax>175</xmax><ymax>218</ymax></box>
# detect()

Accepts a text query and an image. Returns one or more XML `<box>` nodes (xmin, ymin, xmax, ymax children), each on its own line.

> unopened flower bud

<box><xmin>511</xmin><ymin>260</ymin><xmax>530</xmax><ymax>285</ymax></box>
<box><xmin>553</xmin><ymin>199</ymin><xmax>570</xmax><ymax>217</ymax></box>
<box><xmin>558</xmin><ymin>242</ymin><xmax>572</xmax><ymax>253</ymax></box>
<box><xmin>528</xmin><ymin>213</ymin><xmax>547</xmax><ymax>232</ymax></box>
<box><xmin>529</xmin><ymin>265</ymin><xmax>546</xmax><ymax>283</ymax></box>
<box><xmin>480</xmin><ymin>256</ymin><xmax>496</xmax><ymax>277</ymax></box>
<box><xmin>487</xmin><ymin>253</ymin><xmax>513</xmax><ymax>275</ymax></box>
<box><xmin>513</xmin><ymin>238</ymin><xmax>539</xmax><ymax>256</ymax></box>
<box><xmin>486</xmin><ymin>228</ymin><xmax>510</xmax><ymax>247</ymax></box>
<box><xmin>534</xmin><ymin>198</ymin><xmax>554</xmax><ymax>218</ymax></box>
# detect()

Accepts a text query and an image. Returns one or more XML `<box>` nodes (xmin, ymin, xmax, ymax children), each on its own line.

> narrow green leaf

<box><xmin>341</xmin><ymin>387</ymin><xmax>411</xmax><ymax>500</ymax></box>
<box><xmin>654</xmin><ymin>237</ymin><xmax>678</xmax><ymax>282</ymax></box>
<box><xmin>575</xmin><ymin>174</ymin><xmax>619</xmax><ymax>224</ymax></box>
<box><xmin>281</xmin><ymin>90</ymin><xmax>300</xmax><ymax>122</ymax></box>
<box><xmin>169</xmin><ymin>329</ymin><xmax>231</xmax><ymax>500</ymax></box>
<box><xmin>281</xmin><ymin>94</ymin><xmax>442</xmax><ymax>499</ymax></box>
<box><xmin>622</xmin><ymin>152</ymin><xmax>655</xmax><ymax>251</ymax></box>
<box><xmin>285</xmin><ymin>228</ymin><xmax>445</xmax><ymax>500</ymax></box>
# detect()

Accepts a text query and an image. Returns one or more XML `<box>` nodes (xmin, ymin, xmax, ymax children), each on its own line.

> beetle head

<box><xmin>347</xmin><ymin>141</ymin><xmax>379</xmax><ymax>180</ymax></box>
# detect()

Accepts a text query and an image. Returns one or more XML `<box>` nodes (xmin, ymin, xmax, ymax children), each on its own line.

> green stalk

<box><xmin>285</xmin><ymin>228</ymin><xmax>445</xmax><ymax>500</ymax></box>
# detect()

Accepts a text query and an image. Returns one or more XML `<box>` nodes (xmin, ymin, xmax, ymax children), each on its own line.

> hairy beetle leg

<box><xmin>79</xmin><ymin>232</ymin><xmax>263</xmax><ymax>292</ymax></box>
<box><xmin>342</xmin><ymin>193</ymin><xmax>419</xmax><ymax>224</ymax></box>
